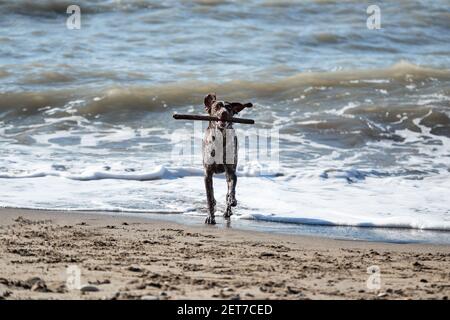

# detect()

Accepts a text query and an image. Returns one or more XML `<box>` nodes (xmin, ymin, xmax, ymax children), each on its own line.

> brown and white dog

<box><xmin>202</xmin><ymin>93</ymin><xmax>253</xmax><ymax>224</ymax></box>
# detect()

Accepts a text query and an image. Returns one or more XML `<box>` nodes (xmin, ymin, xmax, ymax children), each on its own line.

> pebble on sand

<box><xmin>128</xmin><ymin>266</ymin><xmax>143</xmax><ymax>272</ymax></box>
<box><xmin>0</xmin><ymin>284</ymin><xmax>12</xmax><ymax>298</ymax></box>
<box><xmin>80</xmin><ymin>285</ymin><xmax>100</xmax><ymax>292</ymax></box>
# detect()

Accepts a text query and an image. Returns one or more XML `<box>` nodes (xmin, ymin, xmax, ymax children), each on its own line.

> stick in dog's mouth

<box><xmin>172</xmin><ymin>114</ymin><xmax>255</xmax><ymax>125</ymax></box>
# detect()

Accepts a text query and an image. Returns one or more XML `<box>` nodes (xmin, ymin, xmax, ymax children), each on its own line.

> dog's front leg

<box><xmin>204</xmin><ymin>170</ymin><xmax>216</xmax><ymax>224</ymax></box>
<box><xmin>224</xmin><ymin>166</ymin><xmax>237</xmax><ymax>218</ymax></box>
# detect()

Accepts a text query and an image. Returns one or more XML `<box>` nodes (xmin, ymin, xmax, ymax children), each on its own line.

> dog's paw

<box><xmin>205</xmin><ymin>216</ymin><xmax>216</xmax><ymax>225</ymax></box>
<box><xmin>227</xmin><ymin>195</ymin><xmax>237</xmax><ymax>207</ymax></box>
<box><xmin>223</xmin><ymin>208</ymin><xmax>233</xmax><ymax>218</ymax></box>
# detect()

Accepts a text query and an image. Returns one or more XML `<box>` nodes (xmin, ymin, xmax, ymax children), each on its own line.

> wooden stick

<box><xmin>173</xmin><ymin>114</ymin><xmax>255</xmax><ymax>124</ymax></box>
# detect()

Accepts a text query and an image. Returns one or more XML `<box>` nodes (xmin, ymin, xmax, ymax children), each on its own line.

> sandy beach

<box><xmin>0</xmin><ymin>208</ymin><xmax>448</xmax><ymax>300</ymax></box>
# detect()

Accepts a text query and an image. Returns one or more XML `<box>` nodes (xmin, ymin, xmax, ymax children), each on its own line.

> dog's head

<box><xmin>204</xmin><ymin>93</ymin><xmax>253</xmax><ymax>129</ymax></box>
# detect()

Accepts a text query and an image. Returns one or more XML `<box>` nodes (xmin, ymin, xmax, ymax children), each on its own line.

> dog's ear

<box><xmin>230</xmin><ymin>102</ymin><xmax>253</xmax><ymax>114</ymax></box>
<box><xmin>204</xmin><ymin>93</ymin><xmax>216</xmax><ymax>113</ymax></box>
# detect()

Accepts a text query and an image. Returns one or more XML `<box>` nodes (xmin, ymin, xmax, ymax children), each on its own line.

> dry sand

<box><xmin>0</xmin><ymin>208</ymin><xmax>449</xmax><ymax>300</ymax></box>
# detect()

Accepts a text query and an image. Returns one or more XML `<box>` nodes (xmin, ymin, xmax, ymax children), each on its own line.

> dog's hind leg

<box><xmin>204</xmin><ymin>170</ymin><xmax>216</xmax><ymax>224</ymax></box>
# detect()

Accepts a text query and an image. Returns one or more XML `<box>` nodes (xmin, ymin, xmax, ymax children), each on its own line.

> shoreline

<box><xmin>0</xmin><ymin>208</ymin><xmax>449</xmax><ymax>300</ymax></box>
<box><xmin>2</xmin><ymin>206</ymin><xmax>450</xmax><ymax>245</ymax></box>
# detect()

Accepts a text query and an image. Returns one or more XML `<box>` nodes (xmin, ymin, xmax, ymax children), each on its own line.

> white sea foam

<box><xmin>235</xmin><ymin>174</ymin><xmax>450</xmax><ymax>231</ymax></box>
<box><xmin>0</xmin><ymin>163</ymin><xmax>281</xmax><ymax>181</ymax></box>
<box><xmin>0</xmin><ymin>163</ymin><xmax>449</xmax><ymax>231</ymax></box>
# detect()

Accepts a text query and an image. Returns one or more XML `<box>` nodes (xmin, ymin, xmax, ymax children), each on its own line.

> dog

<box><xmin>202</xmin><ymin>93</ymin><xmax>253</xmax><ymax>224</ymax></box>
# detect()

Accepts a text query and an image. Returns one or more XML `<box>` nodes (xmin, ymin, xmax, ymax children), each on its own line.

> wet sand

<box><xmin>0</xmin><ymin>208</ymin><xmax>449</xmax><ymax>300</ymax></box>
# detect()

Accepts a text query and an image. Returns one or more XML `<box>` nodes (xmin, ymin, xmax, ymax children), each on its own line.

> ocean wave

<box><xmin>239</xmin><ymin>213</ymin><xmax>450</xmax><ymax>232</ymax></box>
<box><xmin>0</xmin><ymin>165</ymin><xmax>282</xmax><ymax>181</ymax></box>
<box><xmin>1</xmin><ymin>61</ymin><xmax>449</xmax><ymax>116</ymax></box>
<box><xmin>0</xmin><ymin>205</ymin><xmax>188</xmax><ymax>215</ymax></box>
<box><xmin>319</xmin><ymin>168</ymin><xmax>440</xmax><ymax>183</ymax></box>
<box><xmin>293</xmin><ymin>105</ymin><xmax>450</xmax><ymax>142</ymax></box>
<box><xmin>0</xmin><ymin>0</ymin><xmax>170</xmax><ymax>16</ymax></box>
<box><xmin>0</xmin><ymin>166</ymin><xmax>187</xmax><ymax>181</ymax></box>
